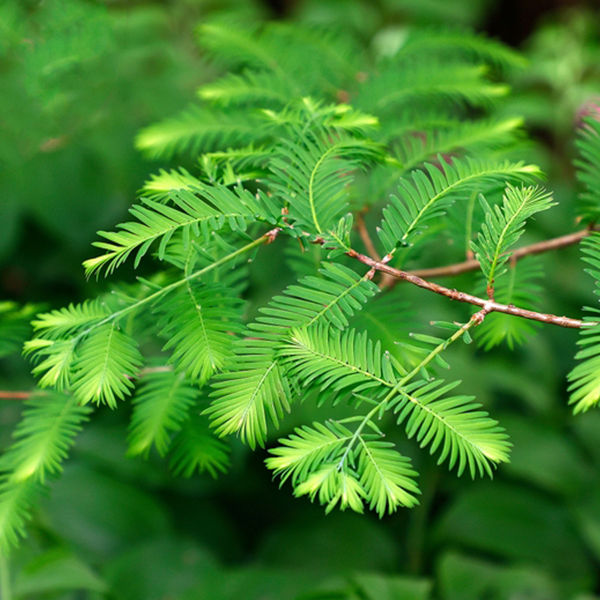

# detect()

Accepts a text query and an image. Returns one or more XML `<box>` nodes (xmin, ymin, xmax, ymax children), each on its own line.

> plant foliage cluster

<box><xmin>5</xmin><ymin>1</ymin><xmax>600</xmax><ymax>599</ymax></box>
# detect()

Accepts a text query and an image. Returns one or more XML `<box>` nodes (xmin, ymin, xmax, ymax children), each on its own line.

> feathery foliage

<box><xmin>575</xmin><ymin>117</ymin><xmax>600</xmax><ymax>223</ymax></box>
<box><xmin>7</xmin><ymin>17</ymin><xmax>600</xmax><ymax>555</ymax></box>
<box><xmin>568</xmin><ymin>234</ymin><xmax>600</xmax><ymax>413</ymax></box>
<box><xmin>471</xmin><ymin>185</ymin><xmax>555</xmax><ymax>292</ymax></box>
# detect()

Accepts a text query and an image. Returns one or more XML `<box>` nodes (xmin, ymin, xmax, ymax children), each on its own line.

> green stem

<box><xmin>0</xmin><ymin>552</ymin><xmax>11</xmax><ymax>600</ymax></box>
<box><xmin>337</xmin><ymin>314</ymin><xmax>480</xmax><ymax>470</ymax></box>
<box><xmin>77</xmin><ymin>232</ymin><xmax>273</xmax><ymax>343</ymax></box>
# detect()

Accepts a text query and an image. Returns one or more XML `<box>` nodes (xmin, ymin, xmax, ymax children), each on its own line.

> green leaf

<box><xmin>169</xmin><ymin>411</ymin><xmax>230</xmax><ymax>478</ymax></box>
<box><xmin>127</xmin><ymin>369</ymin><xmax>198</xmax><ymax>458</ymax></box>
<box><xmin>268</xmin><ymin>128</ymin><xmax>382</xmax><ymax>234</ymax></box>
<box><xmin>156</xmin><ymin>281</ymin><xmax>244</xmax><ymax>384</ymax></box>
<box><xmin>392</xmin><ymin>378</ymin><xmax>511</xmax><ymax>477</ymax></box>
<box><xmin>575</xmin><ymin>117</ymin><xmax>600</xmax><ymax>223</ymax></box>
<box><xmin>0</xmin><ymin>393</ymin><xmax>91</xmax><ymax>484</ymax></box>
<box><xmin>568</xmin><ymin>234</ymin><xmax>600</xmax><ymax>413</ymax></box>
<box><xmin>471</xmin><ymin>185</ymin><xmax>554</xmax><ymax>289</ymax></box>
<box><xmin>71</xmin><ymin>324</ymin><xmax>143</xmax><ymax>408</ymax></box>
<box><xmin>377</xmin><ymin>156</ymin><xmax>540</xmax><ymax>254</ymax></box>
<box><xmin>356</xmin><ymin>439</ymin><xmax>420</xmax><ymax>515</ymax></box>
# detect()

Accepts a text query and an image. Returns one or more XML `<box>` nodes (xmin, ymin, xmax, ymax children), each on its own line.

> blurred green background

<box><xmin>4</xmin><ymin>0</ymin><xmax>600</xmax><ymax>598</ymax></box>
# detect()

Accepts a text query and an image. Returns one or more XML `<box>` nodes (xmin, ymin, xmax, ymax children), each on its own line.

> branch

<box><xmin>407</xmin><ymin>227</ymin><xmax>598</xmax><ymax>280</ymax></box>
<box><xmin>347</xmin><ymin>249</ymin><xmax>586</xmax><ymax>329</ymax></box>
<box><xmin>0</xmin><ymin>391</ymin><xmax>39</xmax><ymax>400</ymax></box>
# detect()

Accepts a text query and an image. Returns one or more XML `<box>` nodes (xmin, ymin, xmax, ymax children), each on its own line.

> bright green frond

<box><xmin>0</xmin><ymin>393</ymin><xmax>91</xmax><ymax>485</ymax></box>
<box><xmin>0</xmin><ymin>479</ymin><xmax>42</xmax><ymax>554</ymax></box>
<box><xmin>267</xmin><ymin>422</ymin><xmax>420</xmax><ymax>516</ymax></box>
<box><xmin>281</xmin><ymin>325</ymin><xmax>403</xmax><ymax>402</ymax></box>
<box><xmin>141</xmin><ymin>168</ymin><xmax>204</xmax><ymax>202</ymax></box>
<box><xmin>71</xmin><ymin>324</ymin><xmax>143</xmax><ymax>408</ymax></box>
<box><xmin>157</xmin><ymin>281</ymin><xmax>244</xmax><ymax>384</ymax></box>
<box><xmin>575</xmin><ymin>117</ymin><xmax>600</xmax><ymax>223</ymax></box>
<box><xmin>127</xmin><ymin>369</ymin><xmax>198</xmax><ymax>458</ymax></box>
<box><xmin>377</xmin><ymin>156</ymin><xmax>541</xmax><ymax>253</ymax></box>
<box><xmin>471</xmin><ymin>185</ymin><xmax>554</xmax><ymax>289</ymax></box>
<box><xmin>199</xmin><ymin>70</ymin><xmax>294</xmax><ymax>107</ymax></box>
<box><xmin>251</xmin><ymin>262</ymin><xmax>379</xmax><ymax>339</ymax></box>
<box><xmin>135</xmin><ymin>105</ymin><xmax>265</xmax><ymax>160</ymax></box>
<box><xmin>568</xmin><ymin>234</ymin><xmax>600</xmax><ymax>413</ymax></box>
<box><xmin>394</xmin><ymin>117</ymin><xmax>523</xmax><ymax>172</ymax></box>
<box><xmin>207</xmin><ymin>341</ymin><xmax>291</xmax><ymax>449</ymax></box>
<box><xmin>30</xmin><ymin>300</ymin><xmax>109</xmax><ymax>338</ymax></box>
<box><xmin>268</xmin><ymin>129</ymin><xmax>382</xmax><ymax>234</ymax></box>
<box><xmin>295</xmin><ymin>461</ymin><xmax>365</xmax><ymax>514</ymax></box>
<box><xmin>356</xmin><ymin>439</ymin><xmax>420</xmax><ymax>515</ymax></box>
<box><xmin>169</xmin><ymin>412</ymin><xmax>230</xmax><ymax>479</ymax></box>
<box><xmin>267</xmin><ymin>421</ymin><xmax>365</xmax><ymax>514</ymax></box>
<box><xmin>26</xmin><ymin>339</ymin><xmax>77</xmax><ymax>391</ymax></box>
<box><xmin>266</xmin><ymin>421</ymin><xmax>353</xmax><ymax>486</ymax></box>
<box><xmin>391</xmin><ymin>379</ymin><xmax>511</xmax><ymax>477</ymax></box>
<box><xmin>84</xmin><ymin>185</ymin><xmax>279</xmax><ymax>278</ymax></box>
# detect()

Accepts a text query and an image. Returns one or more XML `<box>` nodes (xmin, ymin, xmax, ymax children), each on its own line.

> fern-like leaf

<box><xmin>156</xmin><ymin>282</ymin><xmax>244</xmax><ymax>384</ymax></box>
<box><xmin>135</xmin><ymin>105</ymin><xmax>265</xmax><ymax>159</ymax></box>
<box><xmin>266</xmin><ymin>421</ymin><xmax>420</xmax><ymax>515</ymax></box>
<box><xmin>71</xmin><ymin>324</ymin><xmax>143</xmax><ymax>408</ymax></box>
<box><xmin>127</xmin><ymin>369</ymin><xmax>198</xmax><ymax>458</ymax></box>
<box><xmin>268</xmin><ymin>129</ymin><xmax>382</xmax><ymax>234</ymax></box>
<box><xmin>575</xmin><ymin>117</ymin><xmax>600</xmax><ymax>223</ymax></box>
<box><xmin>356</xmin><ymin>439</ymin><xmax>420</xmax><ymax>514</ymax></box>
<box><xmin>471</xmin><ymin>185</ymin><xmax>554</xmax><ymax>290</ymax></box>
<box><xmin>141</xmin><ymin>168</ymin><xmax>204</xmax><ymax>202</ymax></box>
<box><xmin>0</xmin><ymin>393</ymin><xmax>91</xmax><ymax>484</ymax></box>
<box><xmin>84</xmin><ymin>185</ymin><xmax>280</xmax><ymax>277</ymax></box>
<box><xmin>377</xmin><ymin>156</ymin><xmax>541</xmax><ymax>253</ymax></box>
<box><xmin>0</xmin><ymin>479</ymin><xmax>41</xmax><ymax>554</ymax></box>
<box><xmin>168</xmin><ymin>412</ymin><xmax>230</xmax><ymax>478</ymax></box>
<box><xmin>0</xmin><ymin>393</ymin><xmax>91</xmax><ymax>552</ymax></box>
<box><xmin>207</xmin><ymin>263</ymin><xmax>378</xmax><ymax>447</ymax></box>
<box><xmin>281</xmin><ymin>325</ymin><xmax>403</xmax><ymax>402</ymax></box>
<box><xmin>391</xmin><ymin>379</ymin><xmax>511</xmax><ymax>477</ymax></box>
<box><xmin>568</xmin><ymin>234</ymin><xmax>600</xmax><ymax>413</ymax></box>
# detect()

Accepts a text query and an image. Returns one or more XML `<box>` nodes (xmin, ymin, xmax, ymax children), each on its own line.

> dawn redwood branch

<box><xmin>406</xmin><ymin>226</ymin><xmax>599</xmax><ymax>280</ymax></box>
<box><xmin>347</xmin><ymin>249</ymin><xmax>587</xmax><ymax>329</ymax></box>
<box><xmin>0</xmin><ymin>391</ymin><xmax>37</xmax><ymax>400</ymax></box>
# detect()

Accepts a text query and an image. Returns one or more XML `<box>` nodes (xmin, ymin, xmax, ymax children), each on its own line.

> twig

<box><xmin>347</xmin><ymin>249</ymin><xmax>587</xmax><ymax>329</ymax></box>
<box><xmin>0</xmin><ymin>391</ymin><xmax>38</xmax><ymax>400</ymax></box>
<box><xmin>405</xmin><ymin>227</ymin><xmax>599</xmax><ymax>280</ymax></box>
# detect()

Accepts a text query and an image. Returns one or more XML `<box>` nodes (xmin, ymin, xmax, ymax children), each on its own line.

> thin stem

<box><xmin>349</xmin><ymin>249</ymin><xmax>586</xmax><ymax>329</ymax></box>
<box><xmin>77</xmin><ymin>229</ymin><xmax>279</xmax><ymax>343</ymax></box>
<box><xmin>0</xmin><ymin>391</ymin><xmax>34</xmax><ymax>400</ymax></box>
<box><xmin>337</xmin><ymin>315</ymin><xmax>481</xmax><ymax>470</ymax></box>
<box><xmin>406</xmin><ymin>226</ymin><xmax>598</xmax><ymax>280</ymax></box>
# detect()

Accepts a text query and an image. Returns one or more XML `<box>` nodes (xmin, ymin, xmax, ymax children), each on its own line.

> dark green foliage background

<box><xmin>3</xmin><ymin>0</ymin><xmax>600</xmax><ymax>599</ymax></box>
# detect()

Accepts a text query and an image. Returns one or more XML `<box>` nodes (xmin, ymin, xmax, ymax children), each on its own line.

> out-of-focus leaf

<box><xmin>13</xmin><ymin>547</ymin><xmax>108</xmax><ymax>597</ymax></box>
<box><xmin>435</xmin><ymin>482</ymin><xmax>593</xmax><ymax>584</ymax></box>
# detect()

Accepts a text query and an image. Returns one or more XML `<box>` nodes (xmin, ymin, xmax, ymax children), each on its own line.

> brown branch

<box><xmin>347</xmin><ymin>249</ymin><xmax>587</xmax><ymax>329</ymax></box>
<box><xmin>407</xmin><ymin>227</ymin><xmax>599</xmax><ymax>280</ymax></box>
<box><xmin>0</xmin><ymin>390</ymin><xmax>38</xmax><ymax>400</ymax></box>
